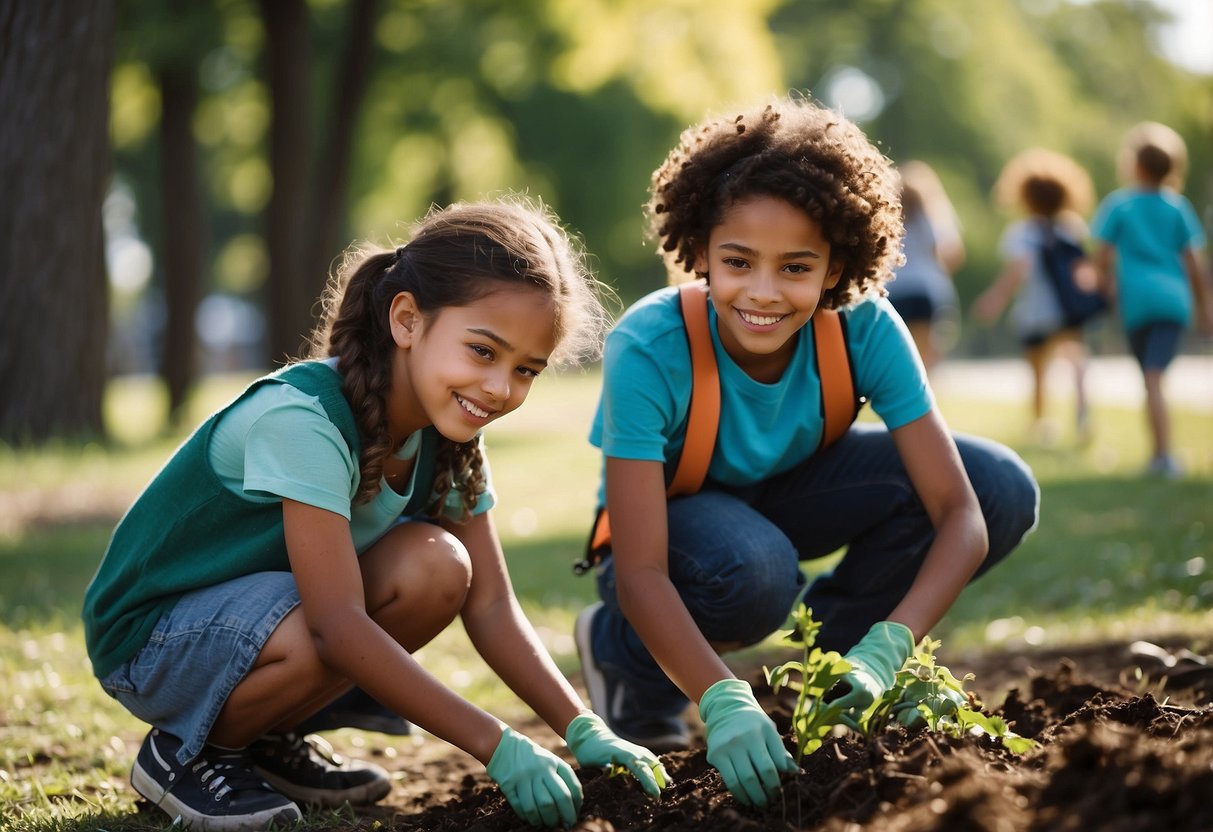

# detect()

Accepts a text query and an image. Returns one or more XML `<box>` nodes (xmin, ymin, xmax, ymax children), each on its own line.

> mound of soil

<box><xmin>340</xmin><ymin>638</ymin><xmax>1213</xmax><ymax>832</ymax></box>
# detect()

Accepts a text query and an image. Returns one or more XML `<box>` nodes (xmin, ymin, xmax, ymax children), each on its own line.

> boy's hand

<box><xmin>698</xmin><ymin>678</ymin><xmax>798</xmax><ymax>808</ymax></box>
<box><xmin>565</xmin><ymin>712</ymin><xmax>669</xmax><ymax>797</ymax></box>
<box><xmin>486</xmin><ymin>727</ymin><xmax>583</xmax><ymax>827</ymax></box>
<box><xmin>829</xmin><ymin>621</ymin><xmax>915</xmax><ymax>728</ymax></box>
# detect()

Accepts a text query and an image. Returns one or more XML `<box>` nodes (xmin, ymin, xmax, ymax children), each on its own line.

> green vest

<box><xmin>82</xmin><ymin>361</ymin><xmax>438</xmax><ymax>679</ymax></box>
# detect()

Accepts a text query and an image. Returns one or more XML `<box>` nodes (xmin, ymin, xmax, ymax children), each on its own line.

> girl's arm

<box><xmin>446</xmin><ymin>510</ymin><xmax>586</xmax><ymax>737</ymax></box>
<box><xmin>884</xmin><ymin>409</ymin><xmax>988</xmax><ymax>639</ymax></box>
<box><xmin>606</xmin><ymin>456</ymin><xmax>733</xmax><ymax>702</ymax></box>
<box><xmin>972</xmin><ymin>255</ymin><xmax>1030</xmax><ymax>324</ymax></box>
<box><xmin>282</xmin><ymin>499</ymin><xmax>505</xmax><ymax>764</ymax></box>
<box><xmin>1093</xmin><ymin>241</ymin><xmax>1119</xmax><ymax>301</ymax></box>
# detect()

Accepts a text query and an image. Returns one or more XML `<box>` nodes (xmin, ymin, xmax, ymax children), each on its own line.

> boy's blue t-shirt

<box><xmin>1091</xmin><ymin>187</ymin><xmax>1206</xmax><ymax>332</ymax></box>
<box><xmin>589</xmin><ymin>287</ymin><xmax>933</xmax><ymax>500</ymax></box>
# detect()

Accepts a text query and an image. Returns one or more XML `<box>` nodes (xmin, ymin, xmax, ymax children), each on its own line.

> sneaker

<box><xmin>1145</xmin><ymin>454</ymin><xmax>1183</xmax><ymax>480</ymax></box>
<box><xmin>295</xmin><ymin>687</ymin><xmax>412</xmax><ymax>736</ymax></box>
<box><xmin>131</xmin><ymin>728</ymin><xmax>301</xmax><ymax>832</ymax></box>
<box><xmin>249</xmin><ymin>732</ymin><xmax>391</xmax><ymax>807</ymax></box>
<box><xmin>574</xmin><ymin>601</ymin><xmax>690</xmax><ymax>753</ymax></box>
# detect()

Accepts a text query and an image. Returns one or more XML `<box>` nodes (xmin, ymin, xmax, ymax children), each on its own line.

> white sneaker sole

<box><xmin>574</xmin><ymin>601</ymin><xmax>609</xmax><ymax>716</ymax></box>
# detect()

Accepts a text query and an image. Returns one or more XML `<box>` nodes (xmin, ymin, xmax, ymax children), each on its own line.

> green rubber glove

<box><xmin>698</xmin><ymin>678</ymin><xmax>798</xmax><ymax>808</ymax></box>
<box><xmin>486</xmin><ymin>726</ymin><xmax>583</xmax><ymax>828</ymax></box>
<box><xmin>830</xmin><ymin>621</ymin><xmax>915</xmax><ymax>728</ymax></box>
<box><xmin>565</xmin><ymin>712</ymin><xmax>670</xmax><ymax>797</ymax></box>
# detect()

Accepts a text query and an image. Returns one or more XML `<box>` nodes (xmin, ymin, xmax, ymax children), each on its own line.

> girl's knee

<box><xmin>365</xmin><ymin>523</ymin><xmax>472</xmax><ymax>614</ymax></box>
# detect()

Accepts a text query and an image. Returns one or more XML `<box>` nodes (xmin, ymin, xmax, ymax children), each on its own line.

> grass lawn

<box><xmin>1</xmin><ymin>362</ymin><xmax>1210</xmax><ymax>829</ymax></box>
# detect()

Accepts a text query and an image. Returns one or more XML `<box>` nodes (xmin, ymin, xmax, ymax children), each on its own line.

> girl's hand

<box><xmin>486</xmin><ymin>727</ymin><xmax>583</xmax><ymax>827</ymax></box>
<box><xmin>565</xmin><ymin>712</ymin><xmax>670</xmax><ymax>797</ymax></box>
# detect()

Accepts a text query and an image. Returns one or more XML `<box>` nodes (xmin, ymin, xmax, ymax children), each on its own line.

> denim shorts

<box><xmin>99</xmin><ymin>571</ymin><xmax>300</xmax><ymax>765</ymax></box>
<box><xmin>1128</xmin><ymin>322</ymin><xmax>1183</xmax><ymax>371</ymax></box>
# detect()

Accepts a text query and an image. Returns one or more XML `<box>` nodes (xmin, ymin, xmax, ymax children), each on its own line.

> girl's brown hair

<box><xmin>993</xmin><ymin>148</ymin><xmax>1094</xmax><ymax>219</ymax></box>
<box><xmin>646</xmin><ymin>94</ymin><xmax>904</xmax><ymax>309</ymax></box>
<box><xmin>309</xmin><ymin>198</ymin><xmax>608</xmax><ymax>515</ymax></box>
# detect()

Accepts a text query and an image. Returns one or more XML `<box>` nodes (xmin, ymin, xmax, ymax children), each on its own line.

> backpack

<box><xmin>1039</xmin><ymin>227</ymin><xmax>1106</xmax><ymax>327</ymax></box>
<box><xmin>573</xmin><ymin>281</ymin><xmax>862</xmax><ymax>575</ymax></box>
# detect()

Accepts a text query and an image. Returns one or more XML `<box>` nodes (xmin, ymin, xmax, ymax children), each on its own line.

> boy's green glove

<box><xmin>486</xmin><ymin>726</ymin><xmax>583</xmax><ymax>828</ymax></box>
<box><xmin>830</xmin><ymin>621</ymin><xmax>915</xmax><ymax>728</ymax></box>
<box><xmin>565</xmin><ymin>712</ymin><xmax>670</xmax><ymax>797</ymax></box>
<box><xmin>698</xmin><ymin>678</ymin><xmax>798</xmax><ymax>808</ymax></box>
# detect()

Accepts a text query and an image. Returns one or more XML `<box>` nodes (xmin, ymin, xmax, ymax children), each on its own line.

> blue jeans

<box><xmin>590</xmin><ymin>423</ymin><xmax>1039</xmax><ymax>718</ymax></box>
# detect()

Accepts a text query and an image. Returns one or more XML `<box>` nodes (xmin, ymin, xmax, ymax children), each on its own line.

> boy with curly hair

<box><xmin>574</xmin><ymin>95</ymin><xmax>1040</xmax><ymax>808</ymax></box>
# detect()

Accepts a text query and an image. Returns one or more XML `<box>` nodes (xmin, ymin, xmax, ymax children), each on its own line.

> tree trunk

<box><xmin>158</xmin><ymin>62</ymin><xmax>205</xmax><ymax>425</ymax></box>
<box><xmin>0</xmin><ymin>0</ymin><xmax>116</xmax><ymax>443</ymax></box>
<box><xmin>260</xmin><ymin>0</ymin><xmax>314</xmax><ymax>363</ymax></box>
<box><xmin>305</xmin><ymin>0</ymin><xmax>378</xmax><ymax>293</ymax></box>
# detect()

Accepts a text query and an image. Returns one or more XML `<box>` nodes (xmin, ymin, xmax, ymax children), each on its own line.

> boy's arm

<box><xmin>884</xmin><ymin>409</ymin><xmax>988</xmax><ymax>639</ymax></box>
<box><xmin>447</xmin><ymin>510</ymin><xmax>586</xmax><ymax>736</ymax></box>
<box><xmin>1182</xmin><ymin>247</ymin><xmax>1213</xmax><ymax>335</ymax></box>
<box><xmin>605</xmin><ymin>456</ymin><xmax>733</xmax><ymax>701</ymax></box>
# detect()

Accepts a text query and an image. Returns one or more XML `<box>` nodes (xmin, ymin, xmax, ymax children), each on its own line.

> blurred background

<box><xmin>1</xmin><ymin>0</ymin><xmax>1210</xmax><ymax>443</ymax></box>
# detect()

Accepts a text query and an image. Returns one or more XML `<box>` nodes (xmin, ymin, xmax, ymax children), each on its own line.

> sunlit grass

<box><xmin>1</xmin><ymin>361</ymin><xmax>1210</xmax><ymax>829</ymax></box>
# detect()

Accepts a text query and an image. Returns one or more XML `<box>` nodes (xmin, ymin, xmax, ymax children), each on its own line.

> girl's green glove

<box><xmin>698</xmin><ymin>678</ymin><xmax>798</xmax><ymax>808</ymax></box>
<box><xmin>830</xmin><ymin>621</ymin><xmax>915</xmax><ymax>728</ymax></box>
<box><xmin>486</xmin><ymin>726</ymin><xmax>583</xmax><ymax>828</ymax></box>
<box><xmin>565</xmin><ymin>712</ymin><xmax>670</xmax><ymax>797</ymax></box>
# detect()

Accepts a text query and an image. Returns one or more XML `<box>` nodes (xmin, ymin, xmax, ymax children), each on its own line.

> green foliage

<box><xmin>763</xmin><ymin>604</ymin><xmax>852</xmax><ymax>761</ymax></box>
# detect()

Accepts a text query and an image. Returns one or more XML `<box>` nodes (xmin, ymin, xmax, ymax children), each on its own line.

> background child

<box><xmin>886</xmin><ymin>160</ymin><xmax>966</xmax><ymax>373</ymax></box>
<box><xmin>973</xmin><ymin>148</ymin><xmax>1099</xmax><ymax>444</ymax></box>
<box><xmin>1091</xmin><ymin>121</ymin><xmax>1213</xmax><ymax>478</ymax></box>
<box><xmin>575</xmin><ymin>97</ymin><xmax>1039</xmax><ymax>810</ymax></box>
<box><xmin>83</xmin><ymin>199</ymin><xmax>667</xmax><ymax>831</ymax></box>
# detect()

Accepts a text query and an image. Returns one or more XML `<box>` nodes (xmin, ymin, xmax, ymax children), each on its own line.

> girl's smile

<box><xmin>694</xmin><ymin>196</ymin><xmax>842</xmax><ymax>383</ymax></box>
<box><xmin>389</xmin><ymin>286</ymin><xmax>558</xmax><ymax>443</ymax></box>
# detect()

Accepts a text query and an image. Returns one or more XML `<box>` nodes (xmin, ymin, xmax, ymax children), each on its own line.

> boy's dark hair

<box><xmin>646</xmin><ymin>95</ymin><xmax>904</xmax><ymax>309</ymax></box>
<box><xmin>1135</xmin><ymin>143</ymin><xmax>1173</xmax><ymax>184</ymax></box>
<box><xmin>309</xmin><ymin>199</ymin><xmax>606</xmax><ymax>512</ymax></box>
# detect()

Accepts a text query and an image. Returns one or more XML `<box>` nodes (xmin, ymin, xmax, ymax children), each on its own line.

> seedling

<box><xmin>766</xmin><ymin>607</ymin><xmax>1038</xmax><ymax>763</ymax></box>
<box><xmin>763</xmin><ymin>604</ymin><xmax>852</xmax><ymax>761</ymax></box>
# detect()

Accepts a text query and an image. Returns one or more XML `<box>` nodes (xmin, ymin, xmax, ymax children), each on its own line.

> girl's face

<box><xmin>694</xmin><ymin>195</ymin><xmax>843</xmax><ymax>383</ymax></box>
<box><xmin>388</xmin><ymin>286</ymin><xmax>558</xmax><ymax>443</ymax></box>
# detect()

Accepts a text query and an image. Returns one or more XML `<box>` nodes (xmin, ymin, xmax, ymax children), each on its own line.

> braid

<box><xmin>429</xmin><ymin>440</ymin><xmax>487</xmax><ymax>520</ymax></box>
<box><xmin>312</xmin><ymin>250</ymin><xmax>397</xmax><ymax>504</ymax></box>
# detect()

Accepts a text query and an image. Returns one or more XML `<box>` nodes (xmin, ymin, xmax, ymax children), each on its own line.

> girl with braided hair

<box><xmin>573</xmin><ymin>96</ymin><xmax>1039</xmax><ymax>809</ymax></box>
<box><xmin>83</xmin><ymin>198</ymin><xmax>667</xmax><ymax>831</ymax></box>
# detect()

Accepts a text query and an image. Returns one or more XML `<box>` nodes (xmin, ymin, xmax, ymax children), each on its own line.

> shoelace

<box><xmin>191</xmin><ymin>751</ymin><xmax>269</xmax><ymax>800</ymax></box>
<box><xmin>263</xmin><ymin>733</ymin><xmax>344</xmax><ymax>770</ymax></box>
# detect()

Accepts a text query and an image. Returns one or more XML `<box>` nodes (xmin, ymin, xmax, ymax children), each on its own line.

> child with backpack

<box><xmin>83</xmin><ymin>199</ymin><xmax>667</xmax><ymax>831</ymax></box>
<box><xmin>573</xmin><ymin>96</ymin><xmax>1040</xmax><ymax>810</ymax></box>
<box><xmin>1091</xmin><ymin>122</ymin><xmax>1213</xmax><ymax>478</ymax></box>
<box><xmin>973</xmin><ymin>148</ymin><xmax>1102</xmax><ymax>445</ymax></box>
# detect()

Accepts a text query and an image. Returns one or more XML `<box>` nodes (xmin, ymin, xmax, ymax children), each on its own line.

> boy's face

<box><xmin>694</xmin><ymin>195</ymin><xmax>842</xmax><ymax>383</ymax></box>
<box><xmin>388</xmin><ymin>286</ymin><xmax>557</xmax><ymax>443</ymax></box>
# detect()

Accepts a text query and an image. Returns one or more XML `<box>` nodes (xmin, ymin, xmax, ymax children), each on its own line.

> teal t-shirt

<box><xmin>1091</xmin><ymin>187</ymin><xmax>1206</xmax><ymax>332</ymax></box>
<box><xmin>209</xmin><ymin>362</ymin><xmax>495</xmax><ymax>552</ymax></box>
<box><xmin>589</xmin><ymin>287</ymin><xmax>933</xmax><ymax>500</ymax></box>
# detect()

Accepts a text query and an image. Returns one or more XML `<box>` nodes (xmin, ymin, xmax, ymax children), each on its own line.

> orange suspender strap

<box><xmin>812</xmin><ymin>307</ymin><xmax>857</xmax><ymax>450</ymax></box>
<box><xmin>576</xmin><ymin>283</ymin><xmax>857</xmax><ymax>574</ymax></box>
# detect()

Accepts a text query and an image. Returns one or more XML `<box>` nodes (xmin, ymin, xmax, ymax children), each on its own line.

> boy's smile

<box><xmin>694</xmin><ymin>195</ymin><xmax>842</xmax><ymax>383</ymax></box>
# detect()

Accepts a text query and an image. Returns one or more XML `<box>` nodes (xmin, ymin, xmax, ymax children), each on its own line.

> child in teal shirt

<box><xmin>1091</xmin><ymin>121</ymin><xmax>1213</xmax><ymax>477</ymax></box>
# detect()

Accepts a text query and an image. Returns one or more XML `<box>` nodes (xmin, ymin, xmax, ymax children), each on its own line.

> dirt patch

<box><xmin>334</xmin><ymin>637</ymin><xmax>1213</xmax><ymax>832</ymax></box>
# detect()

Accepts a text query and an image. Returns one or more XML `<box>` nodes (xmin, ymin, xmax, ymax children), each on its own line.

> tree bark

<box><xmin>306</xmin><ymin>0</ymin><xmax>378</xmax><ymax>293</ymax></box>
<box><xmin>260</xmin><ymin>0</ymin><xmax>314</xmax><ymax>363</ymax></box>
<box><xmin>0</xmin><ymin>0</ymin><xmax>116</xmax><ymax>443</ymax></box>
<box><xmin>158</xmin><ymin>62</ymin><xmax>205</xmax><ymax>425</ymax></box>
